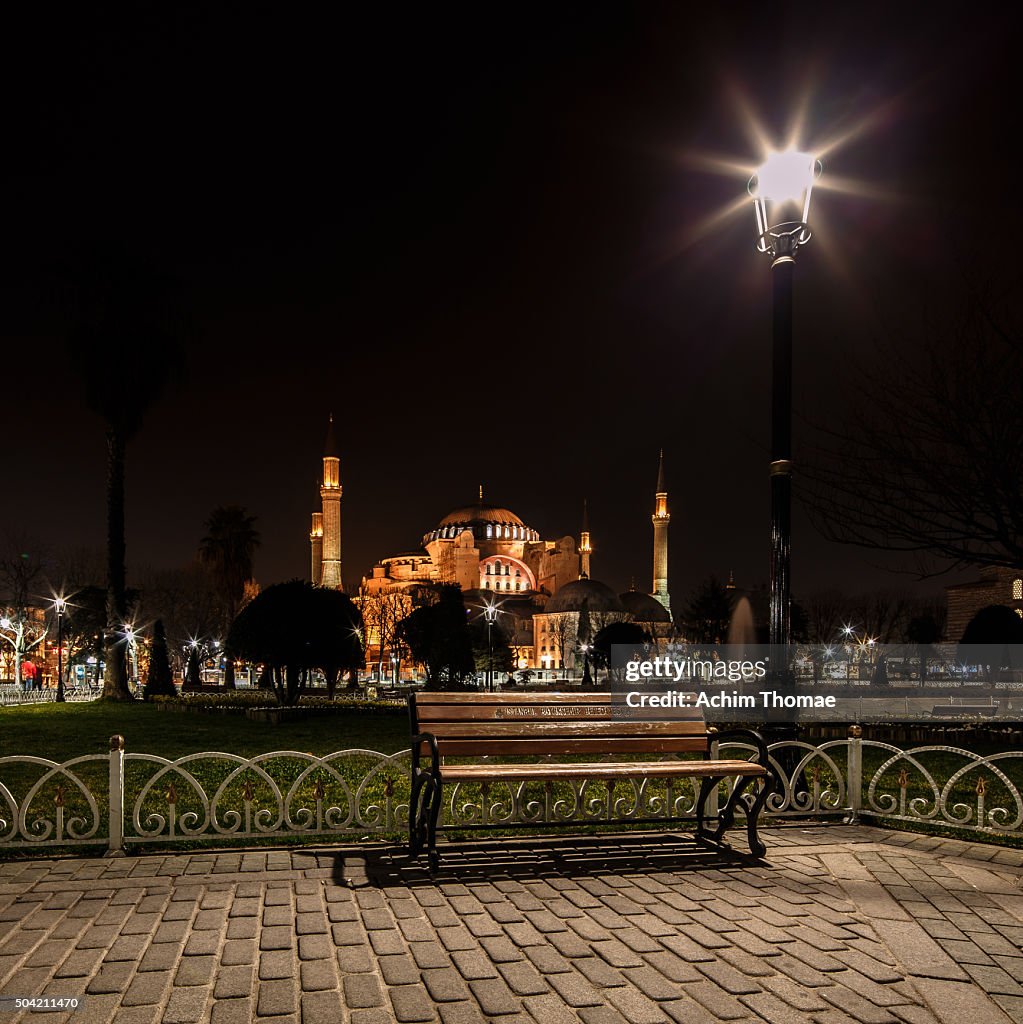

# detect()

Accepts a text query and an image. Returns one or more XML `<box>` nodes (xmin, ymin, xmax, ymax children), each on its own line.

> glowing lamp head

<box><xmin>0</xmin><ymin>617</ymin><xmax>11</xmax><ymax>629</ymax></box>
<box><xmin>755</xmin><ymin>150</ymin><xmax>816</xmax><ymax>204</ymax></box>
<box><xmin>54</xmin><ymin>597</ymin><xmax>67</xmax><ymax>614</ymax></box>
<box><xmin>750</xmin><ymin>149</ymin><xmax>820</xmax><ymax>256</ymax></box>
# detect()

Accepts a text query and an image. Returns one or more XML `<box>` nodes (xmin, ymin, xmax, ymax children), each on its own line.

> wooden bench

<box><xmin>408</xmin><ymin>692</ymin><xmax>776</xmax><ymax>871</ymax></box>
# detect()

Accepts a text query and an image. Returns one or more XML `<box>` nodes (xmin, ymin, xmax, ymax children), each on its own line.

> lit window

<box><xmin>1014</xmin><ymin>579</ymin><xmax>1022</xmax><ymax>600</ymax></box>
<box><xmin>487</xmin><ymin>525</ymin><xmax>493</xmax><ymax>538</ymax></box>
<box><xmin>1017</xmin><ymin>609</ymin><xmax>1023</xmax><ymax>619</ymax></box>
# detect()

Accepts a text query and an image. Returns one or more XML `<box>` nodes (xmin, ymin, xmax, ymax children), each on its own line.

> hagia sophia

<box><xmin>307</xmin><ymin>418</ymin><xmax>675</xmax><ymax>672</ymax></box>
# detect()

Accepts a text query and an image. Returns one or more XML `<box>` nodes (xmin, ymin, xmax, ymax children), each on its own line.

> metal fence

<box><xmin>0</xmin><ymin>685</ymin><xmax>102</xmax><ymax>706</ymax></box>
<box><xmin>1</xmin><ymin>729</ymin><xmax>1020</xmax><ymax>855</ymax></box>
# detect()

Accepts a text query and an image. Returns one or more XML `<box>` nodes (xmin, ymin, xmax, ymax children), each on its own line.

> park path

<box><xmin>1</xmin><ymin>826</ymin><xmax>1022</xmax><ymax>1024</ymax></box>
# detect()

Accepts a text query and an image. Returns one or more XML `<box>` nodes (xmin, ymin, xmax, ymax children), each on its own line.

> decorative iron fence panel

<box><xmin>1</xmin><ymin>729</ymin><xmax>1021</xmax><ymax>855</ymax></box>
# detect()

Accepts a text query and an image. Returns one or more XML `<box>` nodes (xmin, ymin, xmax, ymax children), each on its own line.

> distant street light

<box><xmin>749</xmin><ymin>149</ymin><xmax>821</xmax><ymax>654</ymax></box>
<box><xmin>53</xmin><ymin>597</ymin><xmax>67</xmax><ymax>703</ymax></box>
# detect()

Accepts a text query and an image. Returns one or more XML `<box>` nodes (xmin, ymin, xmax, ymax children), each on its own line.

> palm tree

<box><xmin>63</xmin><ymin>246</ymin><xmax>186</xmax><ymax>700</ymax></box>
<box><xmin>199</xmin><ymin>506</ymin><xmax>260</xmax><ymax>689</ymax></box>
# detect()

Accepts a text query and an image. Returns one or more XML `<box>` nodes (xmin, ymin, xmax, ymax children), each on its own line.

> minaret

<box><xmin>651</xmin><ymin>449</ymin><xmax>671</xmax><ymax>613</ymax></box>
<box><xmin>310</xmin><ymin>507</ymin><xmax>323</xmax><ymax>586</ymax></box>
<box><xmin>579</xmin><ymin>499</ymin><xmax>592</xmax><ymax>579</ymax></box>
<box><xmin>319</xmin><ymin>415</ymin><xmax>344</xmax><ymax>590</ymax></box>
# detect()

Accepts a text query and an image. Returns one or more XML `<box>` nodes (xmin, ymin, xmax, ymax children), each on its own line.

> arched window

<box><xmin>1014</xmin><ymin>579</ymin><xmax>1022</xmax><ymax>601</ymax></box>
<box><xmin>487</xmin><ymin>525</ymin><xmax>493</xmax><ymax>538</ymax></box>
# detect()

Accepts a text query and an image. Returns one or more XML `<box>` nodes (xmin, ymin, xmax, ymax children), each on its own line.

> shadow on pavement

<box><xmin>332</xmin><ymin>831</ymin><xmax>766</xmax><ymax>889</ymax></box>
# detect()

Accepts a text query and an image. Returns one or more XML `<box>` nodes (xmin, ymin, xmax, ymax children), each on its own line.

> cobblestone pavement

<box><xmin>1</xmin><ymin>826</ymin><xmax>1022</xmax><ymax>1024</ymax></box>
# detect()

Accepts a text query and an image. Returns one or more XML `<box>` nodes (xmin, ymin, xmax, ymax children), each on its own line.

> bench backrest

<box><xmin>409</xmin><ymin>691</ymin><xmax>711</xmax><ymax>759</ymax></box>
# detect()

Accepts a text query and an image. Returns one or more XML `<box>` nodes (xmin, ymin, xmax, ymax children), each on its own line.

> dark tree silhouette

<box><xmin>683</xmin><ymin>576</ymin><xmax>733</xmax><ymax>643</ymax></box>
<box><xmin>227</xmin><ymin>580</ymin><xmax>364</xmax><ymax>705</ymax></box>
<box><xmin>199</xmin><ymin>505</ymin><xmax>260</xmax><ymax>689</ymax></box>
<box><xmin>395</xmin><ymin>584</ymin><xmax>475</xmax><ymax>689</ymax></box>
<box><xmin>959</xmin><ymin>605</ymin><xmax>1023</xmax><ymax>680</ymax></box>
<box><xmin>144</xmin><ymin>620</ymin><xmax>176</xmax><ymax>700</ymax></box>
<box><xmin>804</xmin><ymin>293</ymin><xmax>1023</xmax><ymax>576</ymax></box>
<box><xmin>61</xmin><ymin>246</ymin><xmax>186</xmax><ymax>700</ymax></box>
<box><xmin>592</xmin><ymin>621</ymin><xmax>651</xmax><ymax>689</ymax></box>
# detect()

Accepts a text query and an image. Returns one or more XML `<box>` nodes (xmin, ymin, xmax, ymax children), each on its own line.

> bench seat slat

<box><xmin>425</xmin><ymin>721</ymin><xmax>709</xmax><ymax>738</ymax></box>
<box><xmin>419</xmin><ymin>737</ymin><xmax>711</xmax><ymax>756</ymax></box>
<box><xmin>438</xmin><ymin>759</ymin><xmax>766</xmax><ymax>781</ymax></box>
<box><xmin>414</xmin><ymin>692</ymin><xmax>653</xmax><ymax>705</ymax></box>
<box><xmin>415</xmin><ymin>705</ymin><xmax>704</xmax><ymax>722</ymax></box>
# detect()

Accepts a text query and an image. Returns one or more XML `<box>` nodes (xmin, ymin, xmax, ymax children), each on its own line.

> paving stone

<box><xmin>300</xmin><ymin>958</ymin><xmax>338</xmax><ymax>992</ymax></box>
<box><xmin>760</xmin><ymin>973</ymin><xmax>832</xmax><ymax>1011</ymax></box>
<box><xmin>469</xmin><ymin>977</ymin><xmax>522</xmax><ymax>1015</ymax></box>
<box><xmin>872</xmin><ymin>920</ymin><xmax>970</xmax><ymax>981</ymax></box>
<box><xmin>260</xmin><ymin>949</ymin><xmax>296</xmax><ymax>980</ymax></box>
<box><xmin>258</xmin><ymin>979</ymin><xmax>298</xmax><ymax>1016</ymax></box>
<box><xmin>338</xmin><ymin>946</ymin><xmax>374</xmax><ymax>973</ymax></box>
<box><xmin>684</xmin><ymin>979</ymin><xmax>760</xmax><ymax>1020</ymax></box>
<box><xmin>174</xmin><ymin>954</ymin><xmax>216</xmax><ymax>986</ymax></box>
<box><xmin>574</xmin><ymin>956</ymin><xmax>628</xmax><ymax>988</ymax></box>
<box><xmin>451</xmin><ymin>949</ymin><xmax>499</xmax><ymax>980</ymax></box>
<box><xmin>214</xmin><ymin>965</ymin><xmax>254</xmax><ymax>1000</ymax></box>
<box><xmin>369</xmin><ymin>928</ymin><xmax>406</xmax><ymax>955</ymax></box>
<box><xmin>344</xmin><ymin>974</ymin><xmax>384</xmax><ymax>1008</ymax></box>
<box><xmin>379</xmin><ymin>954</ymin><xmax>420</xmax><ymax>985</ymax></box>
<box><xmin>604</xmin><ymin>985</ymin><xmax>674</xmax><ymax>1024</ymax></box>
<box><xmin>121</xmin><ymin>969</ymin><xmax>173</xmax><ymax>1007</ymax></box>
<box><xmin>86</xmin><ymin>961</ymin><xmax>136</xmax><ymax>994</ymax></box>
<box><xmin>226</xmin><ymin>916</ymin><xmax>258</xmax><ymax>940</ymax></box>
<box><xmin>163</xmin><ymin>985</ymin><xmax>211</xmax><ymax>1023</ymax></box>
<box><xmin>260</xmin><ymin>926</ymin><xmax>295</xmax><ymax>951</ymax></box>
<box><xmin>497</xmin><ymin>960</ymin><xmax>549</xmax><ymax>996</ymax></box>
<box><xmin>479</xmin><ymin>936</ymin><xmax>525</xmax><ymax>963</ymax></box>
<box><xmin>301</xmin><ymin>990</ymin><xmax>344</xmax><ymax>1024</ymax></box>
<box><xmin>820</xmin><ymin>984</ymin><xmax>902</xmax><ymax>1023</ymax></box>
<box><xmin>910</xmin><ymin>977</ymin><xmax>1015</xmax><ymax>1024</ymax></box>
<box><xmin>389</xmin><ymin>984</ymin><xmax>438</xmax><ymax>1022</ymax></box>
<box><xmin>521</xmin><ymin>993</ymin><xmax>584</xmax><ymax>1024</ymax></box>
<box><xmin>547</xmin><ymin>970</ymin><xmax>605</xmax><ymax>1007</ymax></box>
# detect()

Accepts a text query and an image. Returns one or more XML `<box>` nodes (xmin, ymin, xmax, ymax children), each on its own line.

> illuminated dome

<box><xmin>545</xmin><ymin>578</ymin><xmax>624</xmax><ymax>614</ymax></box>
<box><xmin>424</xmin><ymin>502</ymin><xmax>539</xmax><ymax>544</ymax></box>
<box><xmin>439</xmin><ymin>503</ymin><xmax>524</xmax><ymax>528</ymax></box>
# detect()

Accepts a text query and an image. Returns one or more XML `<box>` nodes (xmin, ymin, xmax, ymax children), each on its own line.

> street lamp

<box><xmin>749</xmin><ymin>149</ymin><xmax>821</xmax><ymax>654</ymax></box>
<box><xmin>53</xmin><ymin>597</ymin><xmax>67</xmax><ymax>703</ymax></box>
<box><xmin>483</xmin><ymin>602</ymin><xmax>499</xmax><ymax>690</ymax></box>
<box><xmin>580</xmin><ymin>643</ymin><xmax>593</xmax><ymax>687</ymax></box>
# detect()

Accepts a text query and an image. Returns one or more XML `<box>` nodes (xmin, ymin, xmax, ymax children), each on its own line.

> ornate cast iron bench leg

<box><xmin>745</xmin><ymin>778</ymin><xmax>772</xmax><ymax>858</ymax></box>
<box><xmin>408</xmin><ymin>773</ymin><xmax>426</xmax><ymax>857</ymax></box>
<box><xmin>426</xmin><ymin>776</ymin><xmax>442</xmax><ymax>873</ymax></box>
<box><xmin>694</xmin><ymin>776</ymin><xmax>717</xmax><ymax>844</ymax></box>
<box><xmin>713</xmin><ymin>774</ymin><xmax>758</xmax><ymax>848</ymax></box>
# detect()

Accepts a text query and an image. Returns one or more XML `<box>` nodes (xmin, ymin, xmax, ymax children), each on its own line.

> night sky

<box><xmin>1</xmin><ymin>4</ymin><xmax>1018</xmax><ymax>603</ymax></box>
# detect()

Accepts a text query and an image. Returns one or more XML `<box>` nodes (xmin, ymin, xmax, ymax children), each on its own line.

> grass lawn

<box><xmin>0</xmin><ymin>701</ymin><xmax>410</xmax><ymax>761</ymax></box>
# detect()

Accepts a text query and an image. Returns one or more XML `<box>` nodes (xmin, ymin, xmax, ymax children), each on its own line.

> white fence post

<box><xmin>107</xmin><ymin>734</ymin><xmax>125</xmax><ymax>856</ymax></box>
<box><xmin>846</xmin><ymin>724</ymin><xmax>862</xmax><ymax>824</ymax></box>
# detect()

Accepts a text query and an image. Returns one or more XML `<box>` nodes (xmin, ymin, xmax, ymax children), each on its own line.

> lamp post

<box><xmin>749</xmin><ymin>150</ymin><xmax>820</xmax><ymax>659</ymax></box>
<box><xmin>483</xmin><ymin>602</ymin><xmax>498</xmax><ymax>690</ymax></box>
<box><xmin>54</xmin><ymin>598</ymin><xmax>67</xmax><ymax>703</ymax></box>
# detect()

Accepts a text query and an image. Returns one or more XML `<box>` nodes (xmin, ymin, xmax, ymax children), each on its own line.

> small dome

<box><xmin>545</xmin><ymin>578</ymin><xmax>625</xmax><ymax>614</ymax></box>
<box><xmin>619</xmin><ymin>590</ymin><xmax>671</xmax><ymax>623</ymax></box>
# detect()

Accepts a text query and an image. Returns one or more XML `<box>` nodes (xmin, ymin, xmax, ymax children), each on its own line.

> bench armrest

<box><xmin>711</xmin><ymin>728</ymin><xmax>771</xmax><ymax>771</ymax></box>
<box><xmin>411</xmin><ymin>732</ymin><xmax>439</xmax><ymax>773</ymax></box>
